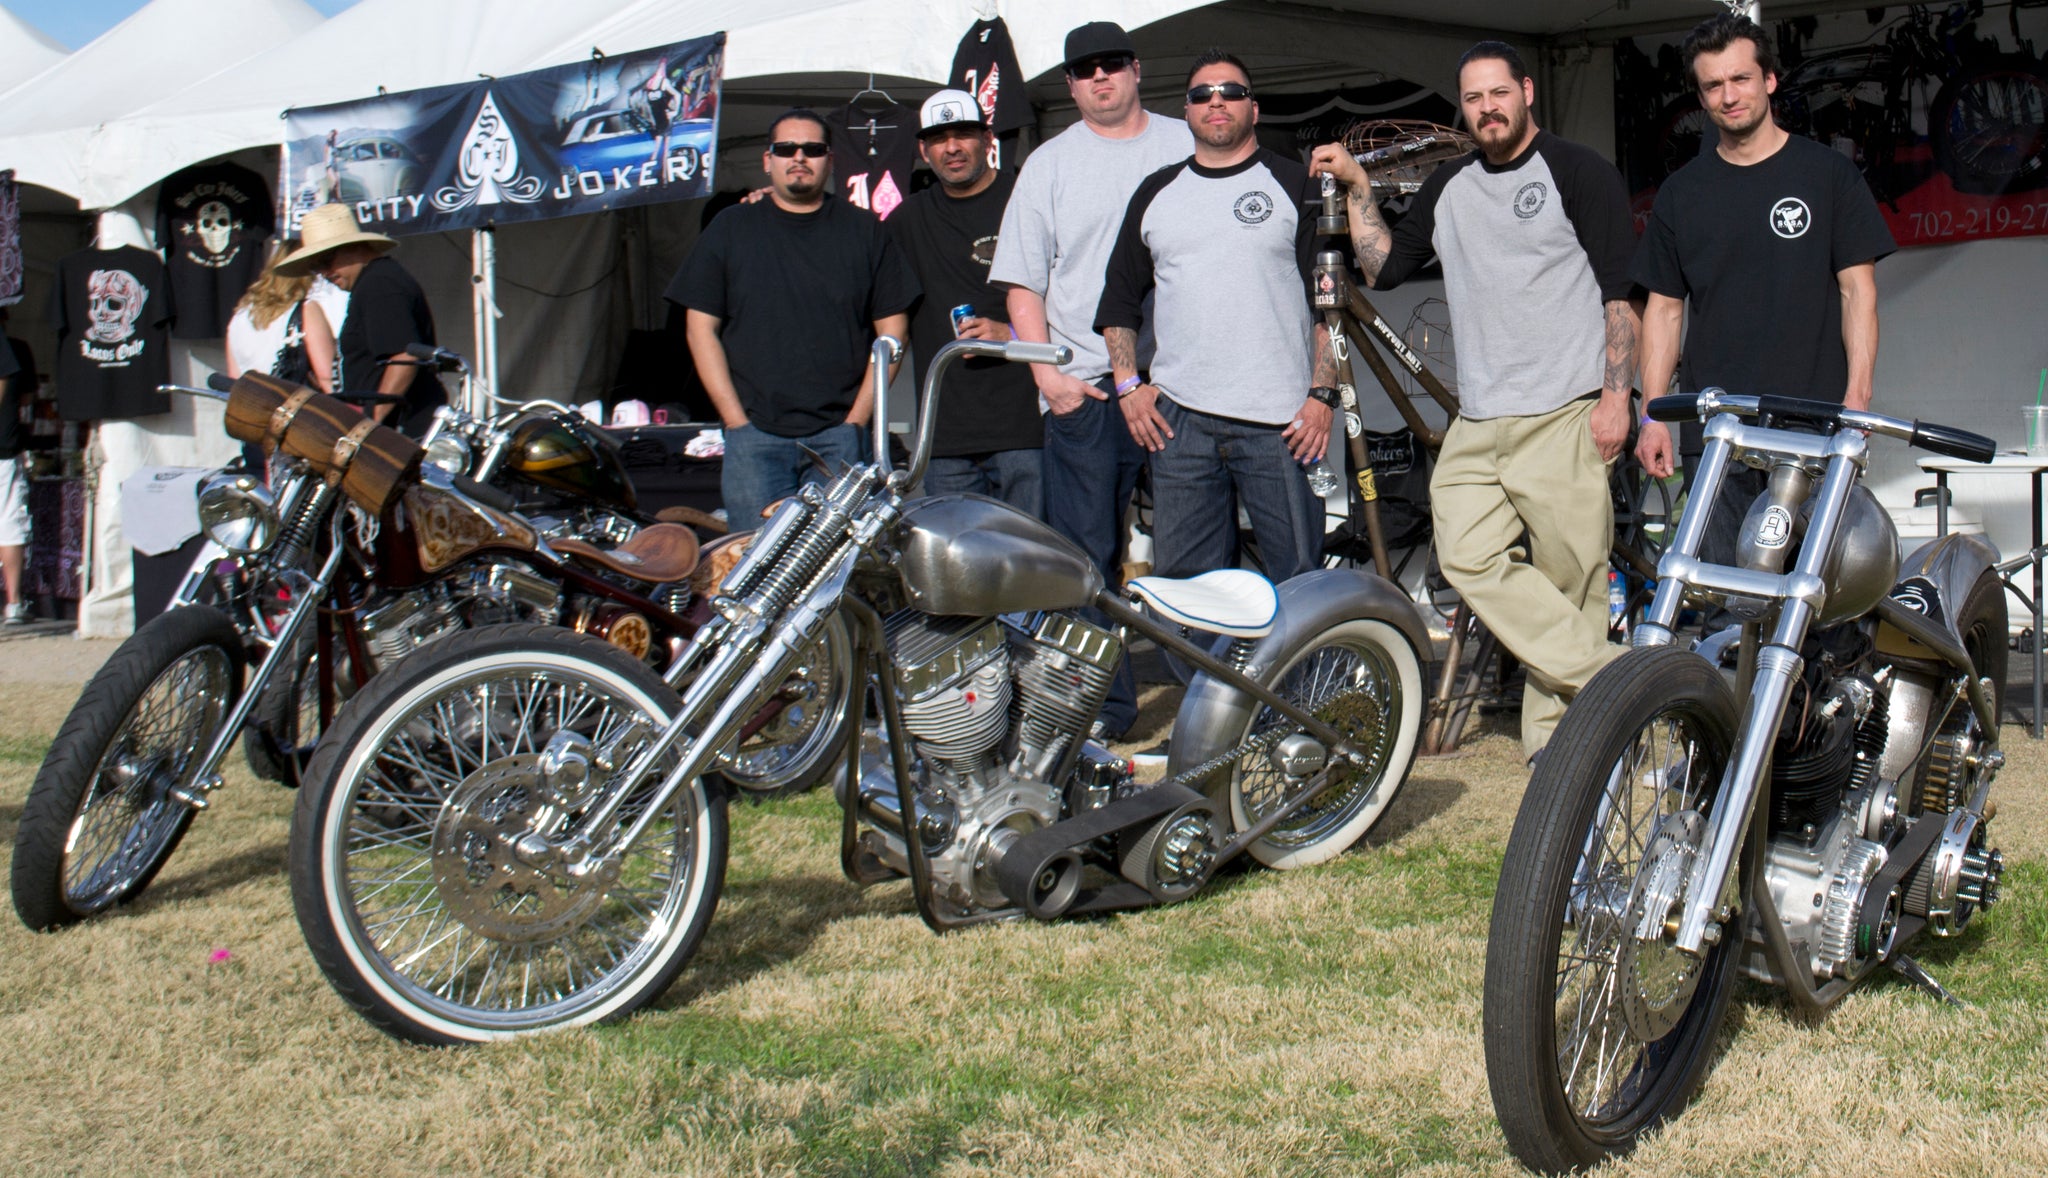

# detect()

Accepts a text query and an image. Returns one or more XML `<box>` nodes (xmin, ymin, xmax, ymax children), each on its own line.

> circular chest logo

<box><xmin>1234</xmin><ymin>191</ymin><xmax>1274</xmax><ymax>224</ymax></box>
<box><xmin>970</xmin><ymin>234</ymin><xmax>998</xmax><ymax>266</ymax></box>
<box><xmin>1513</xmin><ymin>182</ymin><xmax>1548</xmax><ymax>219</ymax></box>
<box><xmin>1770</xmin><ymin>197</ymin><xmax>1812</xmax><ymax>238</ymax></box>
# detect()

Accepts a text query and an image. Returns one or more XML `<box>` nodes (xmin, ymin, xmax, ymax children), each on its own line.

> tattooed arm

<box><xmin>1307</xmin><ymin>144</ymin><xmax>1393</xmax><ymax>285</ymax></box>
<box><xmin>1590</xmin><ymin>299</ymin><xmax>1639</xmax><ymax>462</ymax></box>
<box><xmin>1282</xmin><ymin>318</ymin><xmax>1338</xmax><ymax>463</ymax></box>
<box><xmin>1106</xmin><ymin>326</ymin><xmax>1174</xmax><ymax>452</ymax></box>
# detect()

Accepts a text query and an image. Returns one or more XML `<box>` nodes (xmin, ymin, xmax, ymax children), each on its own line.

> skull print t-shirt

<box><xmin>156</xmin><ymin>163</ymin><xmax>273</xmax><ymax>339</ymax></box>
<box><xmin>47</xmin><ymin>246</ymin><xmax>177</xmax><ymax>421</ymax></box>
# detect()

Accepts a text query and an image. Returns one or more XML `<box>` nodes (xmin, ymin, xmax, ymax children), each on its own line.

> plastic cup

<box><xmin>2027</xmin><ymin>406</ymin><xmax>2048</xmax><ymax>457</ymax></box>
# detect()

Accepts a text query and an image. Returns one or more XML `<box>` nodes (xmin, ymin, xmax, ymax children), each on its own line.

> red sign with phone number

<box><xmin>1884</xmin><ymin>174</ymin><xmax>2048</xmax><ymax>246</ymax></box>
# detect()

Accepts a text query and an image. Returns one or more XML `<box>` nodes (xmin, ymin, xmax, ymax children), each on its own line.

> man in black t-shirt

<box><xmin>274</xmin><ymin>203</ymin><xmax>442</xmax><ymax>435</ymax></box>
<box><xmin>1633</xmin><ymin>13</ymin><xmax>1896</xmax><ymax>563</ymax></box>
<box><xmin>669</xmin><ymin>108</ymin><xmax>918</xmax><ymax>526</ymax></box>
<box><xmin>888</xmin><ymin>88</ymin><xmax>1041</xmax><ymax>516</ymax></box>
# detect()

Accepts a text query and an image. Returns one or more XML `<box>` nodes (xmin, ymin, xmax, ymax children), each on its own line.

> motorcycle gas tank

<box><xmin>896</xmin><ymin>493</ymin><xmax>1101</xmax><ymax>615</ymax></box>
<box><xmin>503</xmin><ymin>412</ymin><xmax>637</xmax><ymax>513</ymax></box>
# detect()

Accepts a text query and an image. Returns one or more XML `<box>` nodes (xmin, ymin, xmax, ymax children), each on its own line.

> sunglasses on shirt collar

<box><xmin>1186</xmin><ymin>82</ymin><xmax>1253</xmax><ymax>104</ymax></box>
<box><xmin>1065</xmin><ymin>54</ymin><xmax>1134</xmax><ymax>80</ymax></box>
<box><xmin>768</xmin><ymin>141</ymin><xmax>830</xmax><ymax>158</ymax></box>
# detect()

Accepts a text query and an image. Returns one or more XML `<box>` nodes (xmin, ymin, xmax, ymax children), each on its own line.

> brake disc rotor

<box><xmin>1617</xmin><ymin>810</ymin><xmax>1708</xmax><ymax>1042</ymax></box>
<box><xmin>430</xmin><ymin>754</ymin><xmax>604</xmax><ymax>943</ymax></box>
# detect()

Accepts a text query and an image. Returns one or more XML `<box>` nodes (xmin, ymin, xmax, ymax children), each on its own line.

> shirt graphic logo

<box><xmin>1513</xmin><ymin>182</ymin><xmax>1547</xmax><ymax>219</ymax></box>
<box><xmin>970</xmin><ymin>234</ymin><xmax>999</xmax><ymax>266</ymax></box>
<box><xmin>1770</xmin><ymin>197</ymin><xmax>1811</xmax><ymax>238</ymax></box>
<box><xmin>1234</xmin><ymin>191</ymin><xmax>1274</xmax><ymax>224</ymax></box>
<box><xmin>85</xmin><ymin>269</ymin><xmax>146</xmax><ymax>344</ymax></box>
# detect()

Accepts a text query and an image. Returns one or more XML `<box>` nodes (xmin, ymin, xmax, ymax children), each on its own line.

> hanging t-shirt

<box><xmin>666</xmin><ymin>196</ymin><xmax>920</xmax><ymax>437</ymax></box>
<box><xmin>1633</xmin><ymin>133</ymin><xmax>1896</xmax><ymax>405</ymax></box>
<box><xmin>155</xmin><ymin>162</ymin><xmax>273</xmax><ymax>340</ymax></box>
<box><xmin>950</xmin><ymin>18</ymin><xmax>1032</xmax><ymax>134</ymax></box>
<box><xmin>337</xmin><ymin>255</ymin><xmax>440</xmax><ymax>433</ymax></box>
<box><xmin>824</xmin><ymin>103</ymin><xmax>918</xmax><ymax>219</ymax></box>
<box><xmin>47</xmin><ymin>245</ymin><xmax>176</xmax><ymax>421</ymax></box>
<box><xmin>887</xmin><ymin>172</ymin><xmax>1039</xmax><ymax>456</ymax></box>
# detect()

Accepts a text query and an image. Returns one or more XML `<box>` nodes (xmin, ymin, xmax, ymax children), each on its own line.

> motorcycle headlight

<box><xmin>423</xmin><ymin>433</ymin><xmax>472</xmax><ymax>476</ymax></box>
<box><xmin>196</xmin><ymin>474</ymin><xmax>279</xmax><ymax>556</ymax></box>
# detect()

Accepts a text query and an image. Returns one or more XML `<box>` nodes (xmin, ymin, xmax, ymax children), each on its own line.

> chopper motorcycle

<box><xmin>286</xmin><ymin>336</ymin><xmax>1429</xmax><ymax>1043</ymax></box>
<box><xmin>1483</xmin><ymin>390</ymin><xmax>2009</xmax><ymax>1172</ymax></box>
<box><xmin>11</xmin><ymin>361</ymin><xmax>847</xmax><ymax>931</ymax></box>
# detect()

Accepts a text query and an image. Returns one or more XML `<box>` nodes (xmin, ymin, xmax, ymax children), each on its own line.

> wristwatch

<box><xmin>1307</xmin><ymin>386</ymin><xmax>1342</xmax><ymax>409</ymax></box>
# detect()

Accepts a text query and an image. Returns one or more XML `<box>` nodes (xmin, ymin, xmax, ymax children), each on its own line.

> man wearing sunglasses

<box><xmin>669</xmin><ymin>108</ymin><xmax>918</xmax><ymax>526</ymax></box>
<box><xmin>990</xmin><ymin>20</ymin><xmax>1194</xmax><ymax>741</ymax></box>
<box><xmin>1310</xmin><ymin>42</ymin><xmax>1638</xmax><ymax>763</ymax></box>
<box><xmin>1095</xmin><ymin>50</ymin><xmax>1334</xmax><ymax>590</ymax></box>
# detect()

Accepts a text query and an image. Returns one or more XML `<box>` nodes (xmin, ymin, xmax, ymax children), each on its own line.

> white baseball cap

<box><xmin>918</xmin><ymin>89</ymin><xmax>986</xmax><ymax>138</ymax></box>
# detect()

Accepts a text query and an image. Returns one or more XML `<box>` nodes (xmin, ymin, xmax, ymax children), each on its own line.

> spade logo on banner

<box><xmin>433</xmin><ymin>91</ymin><xmax>545</xmax><ymax>212</ymax></box>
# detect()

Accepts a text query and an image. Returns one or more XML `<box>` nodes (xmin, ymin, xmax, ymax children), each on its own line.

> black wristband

<box><xmin>1307</xmin><ymin>385</ymin><xmax>1341</xmax><ymax>408</ymax></box>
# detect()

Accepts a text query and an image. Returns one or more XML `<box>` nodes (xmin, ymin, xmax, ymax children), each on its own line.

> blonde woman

<box><xmin>225</xmin><ymin>241</ymin><xmax>337</xmax><ymax>394</ymax></box>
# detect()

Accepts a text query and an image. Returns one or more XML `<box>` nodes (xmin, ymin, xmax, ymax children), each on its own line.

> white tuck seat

<box><xmin>1126</xmin><ymin>568</ymin><xmax>1279</xmax><ymax>638</ymax></box>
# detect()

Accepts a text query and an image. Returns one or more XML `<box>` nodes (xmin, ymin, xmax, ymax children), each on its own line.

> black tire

<box><xmin>289</xmin><ymin>624</ymin><xmax>726</xmax><ymax>1044</ymax></box>
<box><xmin>1484</xmin><ymin>646</ymin><xmax>1742</xmax><ymax>1173</ymax></box>
<box><xmin>1931</xmin><ymin>56</ymin><xmax>2048</xmax><ymax>196</ymax></box>
<box><xmin>11</xmin><ymin>606</ymin><xmax>244</xmax><ymax>930</ymax></box>
<box><xmin>1958</xmin><ymin>568</ymin><xmax>2009</xmax><ymax>725</ymax></box>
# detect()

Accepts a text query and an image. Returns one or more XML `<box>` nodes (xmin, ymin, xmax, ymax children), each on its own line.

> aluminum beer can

<box><xmin>949</xmin><ymin>304</ymin><xmax>976</xmax><ymax>336</ymax></box>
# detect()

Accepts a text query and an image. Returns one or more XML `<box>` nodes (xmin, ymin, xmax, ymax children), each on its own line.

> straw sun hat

<box><xmin>272</xmin><ymin>203</ymin><xmax>396</xmax><ymax>277</ymax></box>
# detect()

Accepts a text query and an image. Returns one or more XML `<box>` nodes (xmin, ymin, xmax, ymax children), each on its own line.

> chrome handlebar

<box><xmin>866</xmin><ymin>335</ymin><xmax>1069</xmax><ymax>491</ymax></box>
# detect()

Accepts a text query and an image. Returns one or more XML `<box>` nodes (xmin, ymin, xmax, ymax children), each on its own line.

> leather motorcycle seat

<box><xmin>552</xmin><ymin>522</ymin><xmax>701</xmax><ymax>584</ymax></box>
<box><xmin>654</xmin><ymin>504</ymin><xmax>731</xmax><ymax>536</ymax></box>
<box><xmin>1126</xmin><ymin>568</ymin><xmax>1279</xmax><ymax>638</ymax></box>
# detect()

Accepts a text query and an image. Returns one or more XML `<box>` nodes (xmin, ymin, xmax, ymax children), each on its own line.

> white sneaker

<box><xmin>1</xmin><ymin>601</ymin><xmax>28</xmax><ymax>626</ymax></box>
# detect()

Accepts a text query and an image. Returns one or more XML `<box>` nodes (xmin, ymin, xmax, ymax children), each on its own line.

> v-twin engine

<box><xmin>850</xmin><ymin>609</ymin><xmax>1126</xmax><ymax>918</ymax></box>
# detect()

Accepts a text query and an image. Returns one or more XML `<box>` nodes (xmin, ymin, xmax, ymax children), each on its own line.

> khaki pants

<box><xmin>1431</xmin><ymin>398</ymin><xmax>1620</xmax><ymax>758</ymax></box>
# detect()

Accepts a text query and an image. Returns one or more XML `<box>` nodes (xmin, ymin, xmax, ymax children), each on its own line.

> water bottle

<box><xmin>1305</xmin><ymin>458</ymin><xmax>1341</xmax><ymax>498</ymax></box>
<box><xmin>1608</xmin><ymin>569</ymin><xmax>1628</xmax><ymax>636</ymax></box>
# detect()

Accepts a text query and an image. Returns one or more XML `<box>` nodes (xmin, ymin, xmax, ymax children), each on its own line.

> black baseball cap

<box><xmin>1064</xmin><ymin>22</ymin><xmax>1137</xmax><ymax>70</ymax></box>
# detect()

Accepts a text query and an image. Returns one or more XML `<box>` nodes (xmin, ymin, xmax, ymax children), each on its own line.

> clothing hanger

<box><xmin>846</xmin><ymin>74</ymin><xmax>899</xmax><ymax>157</ymax></box>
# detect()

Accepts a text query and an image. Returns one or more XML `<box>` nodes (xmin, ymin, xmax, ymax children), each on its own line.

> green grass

<box><xmin>0</xmin><ymin>733</ymin><xmax>49</xmax><ymax>764</ymax></box>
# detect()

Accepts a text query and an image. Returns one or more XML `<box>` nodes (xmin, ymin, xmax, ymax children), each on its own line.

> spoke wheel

<box><xmin>12</xmin><ymin>607</ymin><xmax>242</xmax><ymax>929</ymax></box>
<box><xmin>1485</xmin><ymin>646</ymin><xmax>1740</xmax><ymax>1173</ymax></box>
<box><xmin>290</xmin><ymin>624</ymin><xmax>725</xmax><ymax>1044</ymax></box>
<box><xmin>718</xmin><ymin>610</ymin><xmax>854</xmax><ymax>797</ymax></box>
<box><xmin>1228</xmin><ymin>619</ymin><xmax>1424</xmax><ymax>868</ymax></box>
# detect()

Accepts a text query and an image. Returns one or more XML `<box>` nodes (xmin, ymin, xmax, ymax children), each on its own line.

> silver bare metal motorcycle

<box><xmin>1484</xmin><ymin>390</ymin><xmax>2009</xmax><ymax>1172</ymax></box>
<box><xmin>287</xmin><ymin>336</ymin><xmax>1430</xmax><ymax>1043</ymax></box>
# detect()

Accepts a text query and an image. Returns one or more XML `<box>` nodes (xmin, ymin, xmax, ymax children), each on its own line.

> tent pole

<box><xmin>471</xmin><ymin>226</ymin><xmax>501</xmax><ymax>412</ymax></box>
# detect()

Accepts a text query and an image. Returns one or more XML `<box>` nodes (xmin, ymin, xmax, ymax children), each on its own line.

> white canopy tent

<box><xmin>0</xmin><ymin>6</ymin><xmax>67</xmax><ymax>92</ymax></box>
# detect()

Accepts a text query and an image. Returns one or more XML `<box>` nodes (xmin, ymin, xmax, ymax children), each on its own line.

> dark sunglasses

<box><xmin>768</xmin><ymin>140</ymin><xmax>829</xmax><ymax>158</ymax></box>
<box><xmin>1186</xmin><ymin>82</ymin><xmax>1253</xmax><ymax>104</ymax></box>
<box><xmin>1066</xmin><ymin>54</ymin><xmax>1133</xmax><ymax>79</ymax></box>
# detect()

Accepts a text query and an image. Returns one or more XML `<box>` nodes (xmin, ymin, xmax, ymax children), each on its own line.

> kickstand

<box><xmin>1889</xmin><ymin>953</ymin><xmax>1971</xmax><ymax>1010</ymax></box>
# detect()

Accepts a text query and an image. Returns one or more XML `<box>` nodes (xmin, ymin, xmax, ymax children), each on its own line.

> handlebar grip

<box><xmin>1645</xmin><ymin>394</ymin><xmax>1699</xmax><ymax>423</ymax></box>
<box><xmin>207</xmin><ymin>373</ymin><xmax>236</xmax><ymax>393</ymax></box>
<box><xmin>452</xmin><ymin>472</ymin><xmax>516</xmax><ymax>512</ymax></box>
<box><xmin>1911</xmin><ymin>420</ymin><xmax>1997</xmax><ymax>463</ymax></box>
<box><xmin>1001</xmin><ymin>341</ymin><xmax>1070</xmax><ymax>366</ymax></box>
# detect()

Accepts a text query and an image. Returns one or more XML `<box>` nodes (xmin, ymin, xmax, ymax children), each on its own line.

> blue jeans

<box><xmin>1042</xmin><ymin>384</ymin><xmax>1147</xmax><ymax>736</ymax></box>
<box><xmin>923</xmin><ymin>449</ymin><xmax>1045</xmax><ymax>518</ymax></box>
<box><xmin>721</xmin><ymin>421</ymin><xmax>865</xmax><ymax>528</ymax></box>
<box><xmin>1151</xmin><ymin>397</ymin><xmax>1323</xmax><ymax>584</ymax></box>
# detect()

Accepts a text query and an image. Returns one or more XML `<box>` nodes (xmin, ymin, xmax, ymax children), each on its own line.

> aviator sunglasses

<box><xmin>1186</xmin><ymin>82</ymin><xmax>1253</xmax><ymax>104</ymax></box>
<box><xmin>1065</xmin><ymin>54</ymin><xmax>1134</xmax><ymax>79</ymax></box>
<box><xmin>768</xmin><ymin>140</ymin><xmax>830</xmax><ymax>158</ymax></box>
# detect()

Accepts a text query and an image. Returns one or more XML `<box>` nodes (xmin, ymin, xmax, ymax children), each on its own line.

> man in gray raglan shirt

<box><xmin>1095</xmin><ymin>49</ymin><xmax>1334</xmax><ymax>585</ymax></box>
<box><xmin>990</xmin><ymin>20</ymin><xmax>1194</xmax><ymax>739</ymax></box>
<box><xmin>1311</xmin><ymin>41</ymin><xmax>1639</xmax><ymax>761</ymax></box>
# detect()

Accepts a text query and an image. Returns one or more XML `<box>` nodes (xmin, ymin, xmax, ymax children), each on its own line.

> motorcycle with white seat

<box><xmin>1485</xmin><ymin>389</ymin><xmax>2009</xmax><ymax>1173</ymax></box>
<box><xmin>287</xmin><ymin>335</ymin><xmax>1429</xmax><ymax>1044</ymax></box>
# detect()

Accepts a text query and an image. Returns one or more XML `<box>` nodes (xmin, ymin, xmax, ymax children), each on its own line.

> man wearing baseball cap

<box><xmin>989</xmin><ymin>20</ymin><xmax>1193</xmax><ymax>740</ymax></box>
<box><xmin>274</xmin><ymin>203</ymin><xmax>440</xmax><ymax>434</ymax></box>
<box><xmin>887</xmin><ymin>89</ymin><xmax>1043</xmax><ymax>516</ymax></box>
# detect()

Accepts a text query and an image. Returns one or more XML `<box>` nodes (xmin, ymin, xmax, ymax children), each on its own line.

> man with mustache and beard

<box><xmin>1310</xmin><ymin>41</ymin><xmax>1639</xmax><ymax>763</ymax></box>
<box><xmin>1631</xmin><ymin>13</ymin><xmax>1894</xmax><ymax>568</ymax></box>
<box><xmin>886</xmin><ymin>89</ymin><xmax>1044</xmax><ymax>516</ymax></box>
<box><xmin>669</xmin><ymin>108</ymin><xmax>919</xmax><ymax>526</ymax></box>
<box><xmin>1094</xmin><ymin>50</ymin><xmax>1335</xmax><ymax>588</ymax></box>
<box><xmin>990</xmin><ymin>20</ymin><xmax>1194</xmax><ymax>740</ymax></box>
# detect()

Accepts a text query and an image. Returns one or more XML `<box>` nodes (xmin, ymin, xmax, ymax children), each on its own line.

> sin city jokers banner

<box><xmin>283</xmin><ymin>32</ymin><xmax>724</xmax><ymax>236</ymax></box>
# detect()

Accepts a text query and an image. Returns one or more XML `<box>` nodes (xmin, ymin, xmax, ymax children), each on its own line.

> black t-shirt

<box><xmin>156</xmin><ymin>162</ymin><xmax>272</xmax><ymax>340</ymax></box>
<box><xmin>887</xmin><ymin>172</ymin><xmax>1039</xmax><ymax>456</ymax></box>
<box><xmin>338</xmin><ymin>255</ymin><xmax>441</xmax><ymax>432</ymax></box>
<box><xmin>666</xmin><ymin>197</ymin><xmax>920</xmax><ymax>437</ymax></box>
<box><xmin>47</xmin><ymin>245</ymin><xmax>176</xmax><ymax>421</ymax></box>
<box><xmin>0</xmin><ymin>336</ymin><xmax>20</xmax><ymax>459</ymax></box>
<box><xmin>1633</xmin><ymin>133</ymin><xmax>1895</xmax><ymax>405</ymax></box>
<box><xmin>824</xmin><ymin>104</ymin><xmax>919</xmax><ymax>219</ymax></box>
<box><xmin>950</xmin><ymin>18</ymin><xmax>1032</xmax><ymax>135</ymax></box>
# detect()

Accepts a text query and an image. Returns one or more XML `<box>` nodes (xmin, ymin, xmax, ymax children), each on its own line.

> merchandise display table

<box><xmin>1919</xmin><ymin>453</ymin><xmax>2048</xmax><ymax>739</ymax></box>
